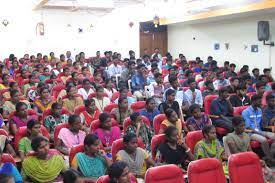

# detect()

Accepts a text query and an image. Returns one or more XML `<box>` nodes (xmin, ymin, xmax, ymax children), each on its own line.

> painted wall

<box><xmin>168</xmin><ymin>12</ymin><xmax>275</xmax><ymax>72</ymax></box>
<box><xmin>0</xmin><ymin>0</ymin><xmax>140</xmax><ymax>60</ymax></box>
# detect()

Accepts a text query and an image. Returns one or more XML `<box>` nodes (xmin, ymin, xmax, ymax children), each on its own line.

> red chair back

<box><xmin>1</xmin><ymin>154</ymin><xmax>16</xmax><ymax>165</ymax></box>
<box><xmin>52</xmin><ymin>85</ymin><xmax>65</xmax><ymax>99</ymax></box>
<box><xmin>145</xmin><ymin>164</ymin><xmax>184</xmax><ymax>183</ymax></box>
<box><xmin>74</xmin><ymin>105</ymin><xmax>86</xmax><ymax>115</ymax></box>
<box><xmin>54</xmin><ymin>123</ymin><xmax>69</xmax><ymax>142</ymax></box>
<box><xmin>14</xmin><ymin>126</ymin><xmax>50</xmax><ymax>151</ymax></box>
<box><xmin>69</xmin><ymin>144</ymin><xmax>84</xmax><ymax>165</ymax></box>
<box><xmin>261</xmin><ymin>90</ymin><xmax>273</xmax><ymax>107</ymax></box>
<box><xmin>188</xmin><ymin>158</ymin><xmax>226</xmax><ymax>183</ymax></box>
<box><xmin>97</xmin><ymin>174</ymin><xmax>138</xmax><ymax>183</ymax></box>
<box><xmin>185</xmin><ymin>130</ymin><xmax>203</xmax><ymax>154</ymax></box>
<box><xmin>204</xmin><ymin>95</ymin><xmax>218</xmax><ymax>115</ymax></box>
<box><xmin>111</xmin><ymin>138</ymin><xmax>145</xmax><ymax>162</ymax></box>
<box><xmin>228</xmin><ymin>152</ymin><xmax>264</xmax><ymax>183</ymax></box>
<box><xmin>247</xmin><ymin>92</ymin><xmax>256</xmax><ymax>99</ymax></box>
<box><xmin>88</xmin><ymin>92</ymin><xmax>108</xmax><ymax>99</ymax></box>
<box><xmin>123</xmin><ymin>116</ymin><xmax>151</xmax><ymax>133</ymax></box>
<box><xmin>233</xmin><ymin>106</ymin><xmax>249</xmax><ymax>116</ymax></box>
<box><xmin>42</xmin><ymin>108</ymin><xmax>71</xmax><ymax>123</ymax></box>
<box><xmin>90</xmin><ymin>119</ymin><xmax>118</xmax><ymax>133</ymax></box>
<box><xmin>103</xmin><ymin>103</ymin><xmax>118</xmax><ymax>113</ymax></box>
<box><xmin>151</xmin><ymin>134</ymin><xmax>166</xmax><ymax>160</ymax></box>
<box><xmin>153</xmin><ymin>114</ymin><xmax>167</xmax><ymax>134</ymax></box>
<box><xmin>130</xmin><ymin>101</ymin><xmax>146</xmax><ymax>112</ymax></box>
<box><xmin>0</xmin><ymin>129</ymin><xmax>8</xmax><ymax>136</ymax></box>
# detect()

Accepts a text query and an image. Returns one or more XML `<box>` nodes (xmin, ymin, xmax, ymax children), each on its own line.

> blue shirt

<box><xmin>140</xmin><ymin>108</ymin><xmax>160</xmax><ymax>126</ymax></box>
<box><xmin>131</xmin><ymin>74</ymin><xmax>146</xmax><ymax>92</ymax></box>
<box><xmin>242</xmin><ymin>106</ymin><xmax>262</xmax><ymax>131</ymax></box>
<box><xmin>210</xmin><ymin>98</ymin><xmax>232</xmax><ymax>117</ymax></box>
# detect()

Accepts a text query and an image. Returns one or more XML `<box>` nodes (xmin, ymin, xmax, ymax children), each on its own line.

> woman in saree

<box><xmin>111</xmin><ymin>97</ymin><xmax>132</xmax><ymax>128</ymax></box>
<box><xmin>0</xmin><ymin>148</ymin><xmax>22</xmax><ymax>183</ymax></box>
<box><xmin>21</xmin><ymin>136</ymin><xmax>66</xmax><ymax>182</ymax></box>
<box><xmin>194</xmin><ymin>125</ymin><xmax>228</xmax><ymax>174</ymax></box>
<box><xmin>34</xmin><ymin>86</ymin><xmax>54</xmax><ymax>114</ymax></box>
<box><xmin>108</xmin><ymin>161</ymin><xmax>137</xmax><ymax>183</ymax></box>
<box><xmin>62</xmin><ymin>85</ymin><xmax>84</xmax><ymax>113</ymax></box>
<box><xmin>71</xmin><ymin>134</ymin><xmax>112</xmax><ymax>182</ymax></box>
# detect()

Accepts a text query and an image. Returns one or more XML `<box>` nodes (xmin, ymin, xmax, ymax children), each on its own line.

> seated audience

<box><xmin>213</xmin><ymin>71</ymin><xmax>229</xmax><ymax>90</ymax></box>
<box><xmin>202</xmin><ymin>80</ymin><xmax>218</xmax><ymax>98</ymax></box>
<box><xmin>95</xmin><ymin>113</ymin><xmax>121</xmax><ymax>151</ymax></box>
<box><xmin>62</xmin><ymin>169</ymin><xmax>84</xmax><ymax>183</ymax></box>
<box><xmin>227</xmin><ymin>77</ymin><xmax>239</xmax><ymax>94</ymax></box>
<box><xmin>19</xmin><ymin>120</ymin><xmax>41</xmax><ymax>160</ymax></box>
<box><xmin>146</xmin><ymin>73</ymin><xmax>164</xmax><ymax>105</ymax></box>
<box><xmin>72</xmin><ymin>134</ymin><xmax>112</xmax><ymax>182</ymax></box>
<box><xmin>140</xmin><ymin>98</ymin><xmax>160</xmax><ymax>126</ymax></box>
<box><xmin>104</xmin><ymin>79</ymin><xmax>117</xmax><ymax>100</ymax></box>
<box><xmin>93</xmin><ymin>86</ymin><xmax>111</xmax><ymax>113</ymax></box>
<box><xmin>125</xmin><ymin>112</ymin><xmax>154</xmax><ymax>150</ymax></box>
<box><xmin>21</xmin><ymin>136</ymin><xmax>65</xmax><ymax>182</ymax></box>
<box><xmin>77</xmin><ymin>78</ymin><xmax>94</xmax><ymax>100</ymax></box>
<box><xmin>186</xmin><ymin>104</ymin><xmax>212</xmax><ymax>131</ymax></box>
<box><xmin>108</xmin><ymin>161</ymin><xmax>134</xmax><ymax>183</ymax></box>
<box><xmin>56</xmin><ymin>115</ymin><xmax>86</xmax><ymax>155</ymax></box>
<box><xmin>111</xmin><ymin>97</ymin><xmax>132</xmax><ymax>127</ymax></box>
<box><xmin>9</xmin><ymin>102</ymin><xmax>37</xmax><ymax>136</ymax></box>
<box><xmin>80</xmin><ymin>99</ymin><xmax>100</xmax><ymax>127</ymax></box>
<box><xmin>256</xmin><ymin>81</ymin><xmax>266</xmax><ymax>97</ymax></box>
<box><xmin>229</xmin><ymin>85</ymin><xmax>251</xmax><ymax>107</ymax></box>
<box><xmin>108</xmin><ymin>56</ymin><xmax>123</xmax><ymax>78</ymax></box>
<box><xmin>263</xmin><ymin>68</ymin><xmax>274</xmax><ymax>82</ymax></box>
<box><xmin>251</xmin><ymin>68</ymin><xmax>260</xmax><ymax>84</ymax></box>
<box><xmin>159</xmin><ymin>89</ymin><xmax>181</xmax><ymax>119</ymax></box>
<box><xmin>242</xmin><ymin>94</ymin><xmax>275</xmax><ymax>164</ymax></box>
<box><xmin>263</xmin><ymin>94</ymin><xmax>275</xmax><ymax>127</ymax></box>
<box><xmin>156</xmin><ymin>126</ymin><xmax>194</xmax><ymax>168</ymax></box>
<box><xmin>116</xmin><ymin>133</ymin><xmax>155</xmax><ymax>178</ymax></box>
<box><xmin>226</xmin><ymin>63</ymin><xmax>237</xmax><ymax>78</ymax></box>
<box><xmin>63</xmin><ymin>85</ymin><xmax>84</xmax><ymax>113</ymax></box>
<box><xmin>259</xmin><ymin>75</ymin><xmax>272</xmax><ymax>91</ymax></box>
<box><xmin>210</xmin><ymin>87</ymin><xmax>234</xmax><ymax>132</ymax></box>
<box><xmin>33</xmin><ymin>86</ymin><xmax>54</xmax><ymax>114</ymax></box>
<box><xmin>131</xmin><ymin>64</ymin><xmax>147</xmax><ymax>100</ymax></box>
<box><xmin>185</xmin><ymin>78</ymin><xmax>203</xmax><ymax>108</ymax></box>
<box><xmin>44</xmin><ymin>102</ymin><xmax>69</xmax><ymax>140</ymax></box>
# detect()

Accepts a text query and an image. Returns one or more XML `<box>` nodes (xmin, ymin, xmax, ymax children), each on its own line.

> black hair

<box><xmin>232</xmin><ymin>116</ymin><xmax>244</xmax><ymax>127</ymax></box>
<box><xmin>187</xmin><ymin>78</ymin><xmax>196</xmax><ymax>84</ymax></box>
<box><xmin>224</xmin><ymin>61</ymin><xmax>230</xmax><ymax>65</ymax></box>
<box><xmin>145</xmin><ymin>98</ymin><xmax>155</xmax><ymax>105</ymax></box>
<box><xmin>118</xmin><ymin>97</ymin><xmax>127</xmax><ymax>105</ymax></box>
<box><xmin>95</xmin><ymin>85</ymin><xmax>104</xmax><ymax>92</ymax></box>
<box><xmin>256</xmin><ymin>81</ymin><xmax>266</xmax><ymax>89</ymax></box>
<box><xmin>154</xmin><ymin>72</ymin><xmax>162</xmax><ymax>79</ymax></box>
<box><xmin>15</xmin><ymin>102</ymin><xmax>27</xmax><ymax>112</ymax></box>
<box><xmin>39</xmin><ymin>86</ymin><xmax>49</xmax><ymax>95</ymax></box>
<box><xmin>189</xmin><ymin>104</ymin><xmax>201</xmax><ymax>114</ymax></box>
<box><xmin>51</xmin><ymin>102</ymin><xmax>62</xmax><ymax>110</ymax></box>
<box><xmin>62</xmin><ymin>169</ymin><xmax>81</xmax><ymax>183</ymax></box>
<box><xmin>66</xmin><ymin>85</ymin><xmax>76</xmax><ymax>93</ymax></box>
<box><xmin>31</xmin><ymin>136</ymin><xmax>48</xmax><ymax>152</ymax></box>
<box><xmin>266</xmin><ymin>93</ymin><xmax>275</xmax><ymax>101</ymax></box>
<box><xmin>230</xmin><ymin>77</ymin><xmax>239</xmax><ymax>82</ymax></box>
<box><xmin>165</xmin><ymin>89</ymin><xmax>176</xmax><ymax>98</ymax></box>
<box><xmin>205</xmin><ymin>80</ymin><xmax>213</xmax><ymax>87</ymax></box>
<box><xmin>0</xmin><ymin>174</ymin><xmax>13</xmax><ymax>183</ymax></box>
<box><xmin>229</xmin><ymin>63</ymin><xmax>236</xmax><ymax>67</ymax></box>
<box><xmin>259</xmin><ymin>75</ymin><xmax>267</xmax><ymax>81</ymax></box>
<box><xmin>251</xmin><ymin>94</ymin><xmax>262</xmax><ymax>103</ymax></box>
<box><xmin>82</xmin><ymin>78</ymin><xmax>90</xmax><ymax>84</ymax></box>
<box><xmin>164</xmin><ymin>126</ymin><xmax>177</xmax><ymax>138</ymax></box>
<box><xmin>104</xmin><ymin>78</ymin><xmax>112</xmax><ymax>85</ymax></box>
<box><xmin>168</xmin><ymin>75</ymin><xmax>178</xmax><ymax>84</ymax></box>
<box><xmin>84</xmin><ymin>98</ymin><xmax>95</xmax><ymax>107</ymax></box>
<box><xmin>68</xmin><ymin>114</ymin><xmax>80</xmax><ymax>125</ymax></box>
<box><xmin>202</xmin><ymin>125</ymin><xmax>215</xmax><ymax>136</ymax></box>
<box><xmin>252</xmin><ymin>68</ymin><xmax>259</xmax><ymax>73</ymax></box>
<box><xmin>84</xmin><ymin>134</ymin><xmax>99</xmax><ymax>147</ymax></box>
<box><xmin>9</xmin><ymin>82</ymin><xmax>17</xmax><ymax>88</ymax></box>
<box><xmin>27</xmin><ymin>119</ymin><xmax>40</xmax><ymax>130</ymax></box>
<box><xmin>218</xmin><ymin>87</ymin><xmax>228</xmax><ymax>96</ymax></box>
<box><xmin>108</xmin><ymin>161</ymin><xmax>129</xmax><ymax>183</ymax></box>
<box><xmin>119</xmin><ymin>86</ymin><xmax>128</xmax><ymax>93</ymax></box>
<box><xmin>10</xmin><ymin>89</ymin><xmax>19</xmax><ymax>97</ymax></box>
<box><xmin>137</xmin><ymin>64</ymin><xmax>145</xmax><ymax>70</ymax></box>
<box><xmin>263</xmin><ymin>68</ymin><xmax>271</xmax><ymax>73</ymax></box>
<box><xmin>272</xmin><ymin>82</ymin><xmax>275</xmax><ymax>90</ymax></box>
<box><xmin>130</xmin><ymin>112</ymin><xmax>140</xmax><ymax>122</ymax></box>
<box><xmin>99</xmin><ymin>112</ymin><xmax>111</xmax><ymax>123</ymax></box>
<box><xmin>123</xmin><ymin>133</ymin><xmax>137</xmax><ymax>143</ymax></box>
<box><xmin>164</xmin><ymin>108</ymin><xmax>176</xmax><ymax>118</ymax></box>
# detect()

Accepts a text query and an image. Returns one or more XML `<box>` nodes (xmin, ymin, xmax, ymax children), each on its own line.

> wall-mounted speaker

<box><xmin>258</xmin><ymin>21</ymin><xmax>270</xmax><ymax>41</ymax></box>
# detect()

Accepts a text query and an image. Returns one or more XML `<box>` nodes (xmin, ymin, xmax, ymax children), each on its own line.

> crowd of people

<box><xmin>0</xmin><ymin>48</ymin><xmax>274</xmax><ymax>182</ymax></box>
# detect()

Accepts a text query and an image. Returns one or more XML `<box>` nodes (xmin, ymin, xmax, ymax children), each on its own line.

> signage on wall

<box><xmin>251</xmin><ymin>45</ymin><xmax>259</xmax><ymax>52</ymax></box>
<box><xmin>214</xmin><ymin>43</ymin><xmax>220</xmax><ymax>50</ymax></box>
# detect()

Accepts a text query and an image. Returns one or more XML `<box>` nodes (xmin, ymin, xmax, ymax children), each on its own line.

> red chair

<box><xmin>97</xmin><ymin>174</ymin><xmax>138</xmax><ymax>183</ymax></box>
<box><xmin>153</xmin><ymin>114</ymin><xmax>167</xmax><ymax>134</ymax></box>
<box><xmin>1</xmin><ymin>154</ymin><xmax>16</xmax><ymax>165</ymax></box>
<box><xmin>74</xmin><ymin>105</ymin><xmax>86</xmax><ymax>115</ymax></box>
<box><xmin>185</xmin><ymin>130</ymin><xmax>203</xmax><ymax>154</ymax></box>
<box><xmin>247</xmin><ymin>92</ymin><xmax>256</xmax><ymax>99</ymax></box>
<box><xmin>69</xmin><ymin>144</ymin><xmax>84</xmax><ymax>165</ymax></box>
<box><xmin>145</xmin><ymin>164</ymin><xmax>184</xmax><ymax>183</ymax></box>
<box><xmin>233</xmin><ymin>106</ymin><xmax>249</xmax><ymax>116</ymax></box>
<box><xmin>52</xmin><ymin>85</ymin><xmax>65</xmax><ymax>99</ymax></box>
<box><xmin>88</xmin><ymin>92</ymin><xmax>108</xmax><ymax>99</ymax></box>
<box><xmin>111</xmin><ymin>138</ymin><xmax>145</xmax><ymax>162</ymax></box>
<box><xmin>123</xmin><ymin>116</ymin><xmax>151</xmax><ymax>133</ymax></box>
<box><xmin>90</xmin><ymin>119</ymin><xmax>118</xmax><ymax>133</ymax></box>
<box><xmin>229</xmin><ymin>152</ymin><xmax>264</xmax><ymax>183</ymax></box>
<box><xmin>14</xmin><ymin>126</ymin><xmax>50</xmax><ymax>151</ymax></box>
<box><xmin>204</xmin><ymin>95</ymin><xmax>218</xmax><ymax>115</ymax></box>
<box><xmin>151</xmin><ymin>134</ymin><xmax>166</xmax><ymax>160</ymax></box>
<box><xmin>130</xmin><ymin>101</ymin><xmax>146</xmax><ymax>112</ymax></box>
<box><xmin>188</xmin><ymin>158</ymin><xmax>226</xmax><ymax>183</ymax></box>
<box><xmin>54</xmin><ymin>123</ymin><xmax>69</xmax><ymax>143</ymax></box>
<box><xmin>0</xmin><ymin>129</ymin><xmax>9</xmax><ymax>136</ymax></box>
<box><xmin>261</xmin><ymin>90</ymin><xmax>273</xmax><ymax>107</ymax></box>
<box><xmin>42</xmin><ymin>108</ymin><xmax>71</xmax><ymax>123</ymax></box>
<box><xmin>103</xmin><ymin>103</ymin><xmax>118</xmax><ymax>113</ymax></box>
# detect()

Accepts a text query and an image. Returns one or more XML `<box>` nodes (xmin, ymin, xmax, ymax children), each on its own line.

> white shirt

<box><xmin>107</xmin><ymin>64</ymin><xmax>122</xmax><ymax>77</ymax></box>
<box><xmin>185</xmin><ymin>89</ymin><xmax>203</xmax><ymax>107</ymax></box>
<box><xmin>104</xmin><ymin>88</ymin><xmax>117</xmax><ymax>99</ymax></box>
<box><xmin>213</xmin><ymin>79</ymin><xmax>229</xmax><ymax>90</ymax></box>
<box><xmin>78</xmin><ymin>88</ymin><xmax>94</xmax><ymax>100</ymax></box>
